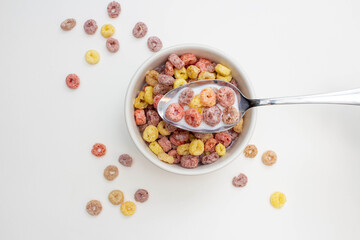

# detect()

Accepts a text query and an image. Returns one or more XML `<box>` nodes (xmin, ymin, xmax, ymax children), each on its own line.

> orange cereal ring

<box><xmin>200</xmin><ymin>87</ymin><xmax>216</xmax><ymax>107</ymax></box>
<box><xmin>244</xmin><ymin>144</ymin><xmax>258</xmax><ymax>158</ymax></box>
<box><xmin>91</xmin><ymin>143</ymin><xmax>106</xmax><ymax>157</ymax></box>
<box><xmin>86</xmin><ymin>200</ymin><xmax>102</xmax><ymax>216</ymax></box>
<box><xmin>262</xmin><ymin>150</ymin><xmax>277</xmax><ymax>166</ymax></box>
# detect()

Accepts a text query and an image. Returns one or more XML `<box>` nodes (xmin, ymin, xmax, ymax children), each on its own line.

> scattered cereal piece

<box><xmin>232</xmin><ymin>173</ymin><xmax>248</xmax><ymax>187</ymax></box>
<box><xmin>132</xmin><ymin>22</ymin><xmax>148</xmax><ymax>38</ymax></box>
<box><xmin>262</xmin><ymin>150</ymin><xmax>277</xmax><ymax>166</ymax></box>
<box><xmin>217</xmin><ymin>87</ymin><xmax>235</xmax><ymax>107</ymax></box>
<box><xmin>143</xmin><ymin>125</ymin><xmax>159</xmax><ymax>143</ymax></box>
<box><xmin>60</xmin><ymin>18</ymin><xmax>76</xmax><ymax>31</ymax></box>
<box><xmin>157</xmin><ymin>152</ymin><xmax>174</xmax><ymax>164</ymax></box>
<box><xmin>149</xmin><ymin>141</ymin><xmax>164</xmax><ymax>155</ymax></box>
<box><xmin>270</xmin><ymin>192</ymin><xmax>286</xmax><ymax>209</ymax></box>
<box><xmin>106</xmin><ymin>38</ymin><xmax>120</xmax><ymax>53</ymax></box>
<box><xmin>189</xmin><ymin>140</ymin><xmax>204</xmax><ymax>156</ymax></box>
<box><xmin>120</xmin><ymin>201</ymin><xmax>136</xmax><ymax>216</ymax></box>
<box><xmin>165</xmin><ymin>103</ymin><xmax>184</xmax><ymax>122</ymax></box>
<box><xmin>85</xmin><ymin>50</ymin><xmax>100</xmax><ymax>65</ymax></box>
<box><xmin>118</xmin><ymin>154</ymin><xmax>133</xmax><ymax>167</ymax></box>
<box><xmin>104</xmin><ymin>165</ymin><xmax>119</xmax><ymax>181</ymax></box>
<box><xmin>108</xmin><ymin>190</ymin><xmax>124</xmax><ymax>205</ymax></box>
<box><xmin>91</xmin><ymin>143</ymin><xmax>106</xmax><ymax>157</ymax></box>
<box><xmin>83</xmin><ymin>19</ymin><xmax>98</xmax><ymax>34</ymax></box>
<box><xmin>180</xmin><ymin>155</ymin><xmax>199</xmax><ymax>168</ymax></box>
<box><xmin>147</xmin><ymin>36</ymin><xmax>162</xmax><ymax>52</ymax></box>
<box><xmin>215</xmin><ymin>64</ymin><xmax>231</xmax><ymax>76</ymax></box>
<box><xmin>101</xmin><ymin>24</ymin><xmax>115</xmax><ymax>38</ymax></box>
<box><xmin>233</xmin><ymin>118</ymin><xmax>244</xmax><ymax>133</ymax></box>
<box><xmin>107</xmin><ymin>1</ymin><xmax>121</xmax><ymax>18</ymax></box>
<box><xmin>243</xmin><ymin>145</ymin><xmax>257</xmax><ymax>158</ymax></box>
<box><xmin>202</xmin><ymin>106</ymin><xmax>222</xmax><ymax>127</ymax></box>
<box><xmin>86</xmin><ymin>200</ymin><xmax>102</xmax><ymax>216</ymax></box>
<box><xmin>168</xmin><ymin>54</ymin><xmax>185</xmax><ymax>70</ymax></box>
<box><xmin>222</xmin><ymin>106</ymin><xmax>240</xmax><ymax>125</ymax></box>
<box><xmin>65</xmin><ymin>73</ymin><xmax>80</xmax><ymax>89</ymax></box>
<box><xmin>215</xmin><ymin>143</ymin><xmax>226</xmax><ymax>156</ymax></box>
<box><xmin>134</xmin><ymin>189</ymin><xmax>149</xmax><ymax>203</ymax></box>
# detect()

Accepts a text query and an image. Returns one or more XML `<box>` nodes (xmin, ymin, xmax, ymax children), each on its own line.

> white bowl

<box><xmin>125</xmin><ymin>44</ymin><xmax>257</xmax><ymax>175</ymax></box>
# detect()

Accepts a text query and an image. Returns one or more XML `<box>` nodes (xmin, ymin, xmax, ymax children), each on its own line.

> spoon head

<box><xmin>157</xmin><ymin>79</ymin><xmax>250</xmax><ymax>133</ymax></box>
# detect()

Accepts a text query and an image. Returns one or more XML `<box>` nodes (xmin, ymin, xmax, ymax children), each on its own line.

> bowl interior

<box><xmin>125</xmin><ymin>44</ymin><xmax>256</xmax><ymax>175</ymax></box>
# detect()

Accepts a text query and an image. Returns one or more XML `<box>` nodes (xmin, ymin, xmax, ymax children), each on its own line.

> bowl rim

<box><xmin>125</xmin><ymin>43</ymin><xmax>257</xmax><ymax>175</ymax></box>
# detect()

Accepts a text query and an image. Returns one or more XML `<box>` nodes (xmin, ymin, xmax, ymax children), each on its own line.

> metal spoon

<box><xmin>157</xmin><ymin>79</ymin><xmax>360</xmax><ymax>133</ymax></box>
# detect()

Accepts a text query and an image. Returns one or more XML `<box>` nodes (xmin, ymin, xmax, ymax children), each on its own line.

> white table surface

<box><xmin>1</xmin><ymin>0</ymin><xmax>360</xmax><ymax>239</ymax></box>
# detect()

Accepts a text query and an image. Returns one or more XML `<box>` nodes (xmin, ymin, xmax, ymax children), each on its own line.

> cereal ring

<box><xmin>198</xmin><ymin>71</ymin><xmax>216</xmax><ymax>80</ymax></box>
<box><xmin>201</xmin><ymin>152</ymin><xmax>219</xmax><ymax>164</ymax></box>
<box><xmin>204</xmin><ymin>138</ymin><xmax>218</xmax><ymax>152</ymax></box>
<box><xmin>232</xmin><ymin>173</ymin><xmax>248</xmax><ymax>187</ymax></box>
<box><xmin>134</xmin><ymin>189</ymin><xmax>149</xmax><ymax>203</ymax></box>
<box><xmin>180</xmin><ymin>53</ymin><xmax>197</xmax><ymax>65</ymax></box>
<box><xmin>173</xmin><ymin>79</ymin><xmax>187</xmax><ymax>89</ymax></box>
<box><xmin>206</xmin><ymin>63</ymin><xmax>217</xmax><ymax>73</ymax></box>
<box><xmin>222</xmin><ymin>106</ymin><xmax>240</xmax><ymax>125</ymax></box>
<box><xmin>233</xmin><ymin>118</ymin><xmax>244</xmax><ymax>133</ymax></box>
<box><xmin>169</xmin><ymin>130</ymin><xmax>189</xmax><ymax>146</ymax></box>
<box><xmin>145</xmin><ymin>70</ymin><xmax>159</xmax><ymax>87</ymax></box>
<box><xmin>195</xmin><ymin>58</ymin><xmax>212</xmax><ymax>72</ymax></box>
<box><xmin>107</xmin><ymin>1</ymin><xmax>121</xmax><ymax>18</ymax></box>
<box><xmin>118</xmin><ymin>154</ymin><xmax>133</xmax><ymax>167</ymax></box>
<box><xmin>174</xmin><ymin>67</ymin><xmax>188</xmax><ymax>80</ymax></box>
<box><xmin>134</xmin><ymin>91</ymin><xmax>148</xmax><ymax>109</ymax></box>
<box><xmin>177</xmin><ymin>143</ymin><xmax>190</xmax><ymax>156</ymax></box>
<box><xmin>186</xmin><ymin>65</ymin><xmax>200</xmax><ymax>79</ymax></box>
<box><xmin>262</xmin><ymin>150</ymin><xmax>277</xmax><ymax>166</ymax></box>
<box><xmin>60</xmin><ymin>18</ymin><xmax>76</xmax><ymax>31</ymax></box>
<box><xmin>149</xmin><ymin>141</ymin><xmax>164</xmax><ymax>155</ymax></box>
<box><xmin>143</xmin><ymin>125</ymin><xmax>159</xmax><ymax>142</ymax></box>
<box><xmin>91</xmin><ymin>143</ymin><xmax>106</xmax><ymax>157</ymax></box>
<box><xmin>180</xmin><ymin>155</ymin><xmax>199</xmax><ymax>168</ymax></box>
<box><xmin>108</xmin><ymin>190</ymin><xmax>124</xmax><ymax>205</ymax></box>
<box><xmin>85</xmin><ymin>50</ymin><xmax>100</xmax><ymax>64</ymax></box>
<box><xmin>153</xmin><ymin>84</ymin><xmax>171</xmax><ymax>96</ymax></box>
<box><xmin>134</xmin><ymin>109</ymin><xmax>146</xmax><ymax>125</ymax></box>
<box><xmin>158</xmin><ymin>73</ymin><xmax>175</xmax><ymax>86</ymax></box>
<box><xmin>65</xmin><ymin>73</ymin><xmax>80</xmax><ymax>89</ymax></box>
<box><xmin>147</xmin><ymin>36</ymin><xmax>163</xmax><ymax>52</ymax></box>
<box><xmin>101</xmin><ymin>24</ymin><xmax>115</xmax><ymax>38</ymax></box>
<box><xmin>164</xmin><ymin>61</ymin><xmax>174</xmax><ymax>76</ymax></box>
<box><xmin>244</xmin><ymin>144</ymin><xmax>258</xmax><ymax>158</ymax></box>
<box><xmin>217</xmin><ymin>73</ymin><xmax>232</xmax><ymax>82</ymax></box>
<box><xmin>202</xmin><ymin>106</ymin><xmax>221</xmax><ymax>126</ymax></box>
<box><xmin>132</xmin><ymin>22</ymin><xmax>148</xmax><ymax>38</ymax></box>
<box><xmin>270</xmin><ymin>192</ymin><xmax>286</xmax><ymax>209</ymax></box>
<box><xmin>217</xmin><ymin>87</ymin><xmax>235</xmax><ymax>107</ymax></box>
<box><xmin>165</xmin><ymin>103</ymin><xmax>184</xmax><ymax>122</ymax></box>
<box><xmin>146</xmin><ymin>110</ymin><xmax>160</xmax><ymax>126</ymax></box>
<box><xmin>157</xmin><ymin>121</ymin><xmax>170</xmax><ymax>136</ymax></box>
<box><xmin>189</xmin><ymin>139</ymin><xmax>204</xmax><ymax>156</ymax></box>
<box><xmin>157</xmin><ymin>152</ymin><xmax>174</xmax><ymax>164</ymax></box>
<box><xmin>179</xmin><ymin>88</ymin><xmax>194</xmax><ymax>106</ymax></box>
<box><xmin>184</xmin><ymin>108</ymin><xmax>202</xmax><ymax>127</ymax></box>
<box><xmin>144</xmin><ymin>86</ymin><xmax>154</xmax><ymax>105</ymax></box>
<box><xmin>168</xmin><ymin>149</ymin><xmax>181</xmax><ymax>164</ymax></box>
<box><xmin>215</xmin><ymin>132</ymin><xmax>232</xmax><ymax>147</ymax></box>
<box><xmin>121</xmin><ymin>201</ymin><xmax>136</xmax><ymax>216</ymax></box>
<box><xmin>215</xmin><ymin>64</ymin><xmax>231</xmax><ymax>76</ymax></box>
<box><xmin>189</xmin><ymin>94</ymin><xmax>202</xmax><ymax>109</ymax></box>
<box><xmin>86</xmin><ymin>200</ymin><xmax>102</xmax><ymax>216</ymax></box>
<box><xmin>158</xmin><ymin>136</ymin><xmax>172</xmax><ymax>152</ymax></box>
<box><xmin>193</xmin><ymin>133</ymin><xmax>213</xmax><ymax>142</ymax></box>
<box><xmin>215</xmin><ymin>143</ymin><xmax>226</xmax><ymax>156</ymax></box>
<box><xmin>200</xmin><ymin>87</ymin><xmax>216</xmax><ymax>107</ymax></box>
<box><xmin>153</xmin><ymin>94</ymin><xmax>163</xmax><ymax>109</ymax></box>
<box><xmin>106</xmin><ymin>38</ymin><xmax>120</xmax><ymax>53</ymax></box>
<box><xmin>104</xmin><ymin>165</ymin><xmax>119</xmax><ymax>181</ymax></box>
<box><xmin>168</xmin><ymin>54</ymin><xmax>185</xmax><ymax>70</ymax></box>
<box><xmin>83</xmin><ymin>19</ymin><xmax>98</xmax><ymax>34</ymax></box>
<box><xmin>165</xmin><ymin>122</ymin><xmax>177</xmax><ymax>132</ymax></box>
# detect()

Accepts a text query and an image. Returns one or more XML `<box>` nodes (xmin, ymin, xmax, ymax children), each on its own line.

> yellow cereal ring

<box><xmin>101</xmin><ymin>24</ymin><xmax>115</xmax><ymax>38</ymax></box>
<box><xmin>144</xmin><ymin>86</ymin><xmax>154</xmax><ymax>104</ymax></box>
<box><xmin>189</xmin><ymin>139</ymin><xmax>204</xmax><ymax>156</ymax></box>
<box><xmin>134</xmin><ymin>91</ymin><xmax>148</xmax><ymax>109</ymax></box>
<box><xmin>215</xmin><ymin>143</ymin><xmax>226</xmax><ymax>156</ymax></box>
<box><xmin>143</xmin><ymin>125</ymin><xmax>158</xmax><ymax>143</ymax></box>
<box><xmin>177</xmin><ymin>143</ymin><xmax>190</xmax><ymax>155</ymax></box>
<box><xmin>216</xmin><ymin>73</ymin><xmax>232</xmax><ymax>82</ymax></box>
<box><xmin>149</xmin><ymin>141</ymin><xmax>164</xmax><ymax>155</ymax></box>
<box><xmin>174</xmin><ymin>67</ymin><xmax>188</xmax><ymax>80</ymax></box>
<box><xmin>189</xmin><ymin>94</ymin><xmax>202</xmax><ymax>109</ymax></box>
<box><xmin>186</xmin><ymin>65</ymin><xmax>200</xmax><ymax>79</ymax></box>
<box><xmin>233</xmin><ymin>118</ymin><xmax>244</xmax><ymax>133</ymax></box>
<box><xmin>157</xmin><ymin>152</ymin><xmax>174</xmax><ymax>164</ymax></box>
<box><xmin>198</xmin><ymin>71</ymin><xmax>216</xmax><ymax>80</ymax></box>
<box><xmin>270</xmin><ymin>192</ymin><xmax>286</xmax><ymax>209</ymax></box>
<box><xmin>173</xmin><ymin>78</ymin><xmax>187</xmax><ymax>88</ymax></box>
<box><xmin>215</xmin><ymin>64</ymin><xmax>231</xmax><ymax>76</ymax></box>
<box><xmin>157</xmin><ymin>121</ymin><xmax>170</xmax><ymax>136</ymax></box>
<box><xmin>85</xmin><ymin>50</ymin><xmax>100</xmax><ymax>65</ymax></box>
<box><xmin>120</xmin><ymin>201</ymin><xmax>136</xmax><ymax>216</ymax></box>
<box><xmin>145</xmin><ymin>70</ymin><xmax>159</xmax><ymax>86</ymax></box>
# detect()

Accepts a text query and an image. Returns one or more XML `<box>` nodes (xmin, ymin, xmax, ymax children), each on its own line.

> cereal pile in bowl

<box><xmin>134</xmin><ymin>53</ymin><xmax>244</xmax><ymax>169</ymax></box>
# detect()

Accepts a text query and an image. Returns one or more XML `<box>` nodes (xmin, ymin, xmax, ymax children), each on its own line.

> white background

<box><xmin>0</xmin><ymin>0</ymin><xmax>360</xmax><ymax>239</ymax></box>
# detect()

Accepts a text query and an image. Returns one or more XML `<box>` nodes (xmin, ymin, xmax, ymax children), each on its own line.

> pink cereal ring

<box><xmin>184</xmin><ymin>108</ymin><xmax>202</xmax><ymax>127</ymax></box>
<box><xmin>158</xmin><ymin>136</ymin><xmax>172</xmax><ymax>152</ymax></box>
<box><xmin>147</xmin><ymin>36</ymin><xmax>163</xmax><ymax>52</ymax></box>
<box><xmin>180</xmin><ymin>53</ymin><xmax>197</xmax><ymax>65</ymax></box>
<box><xmin>201</xmin><ymin>152</ymin><xmax>220</xmax><ymax>164</ymax></box>
<box><xmin>200</xmin><ymin>87</ymin><xmax>216</xmax><ymax>107</ymax></box>
<box><xmin>178</xmin><ymin>88</ymin><xmax>194</xmax><ymax>106</ymax></box>
<box><xmin>232</xmin><ymin>173</ymin><xmax>248</xmax><ymax>187</ymax></box>
<box><xmin>215</xmin><ymin>132</ymin><xmax>232</xmax><ymax>147</ymax></box>
<box><xmin>202</xmin><ymin>106</ymin><xmax>222</xmax><ymax>126</ymax></box>
<box><xmin>158</xmin><ymin>73</ymin><xmax>175</xmax><ymax>86</ymax></box>
<box><xmin>165</xmin><ymin>103</ymin><xmax>184</xmax><ymax>122</ymax></box>
<box><xmin>164</xmin><ymin>61</ymin><xmax>174</xmax><ymax>76</ymax></box>
<box><xmin>153</xmin><ymin>94</ymin><xmax>163</xmax><ymax>109</ymax></box>
<box><xmin>66</xmin><ymin>73</ymin><xmax>80</xmax><ymax>89</ymax></box>
<box><xmin>83</xmin><ymin>19</ymin><xmax>98</xmax><ymax>34</ymax></box>
<box><xmin>134</xmin><ymin>109</ymin><xmax>146</xmax><ymax>125</ymax></box>
<box><xmin>217</xmin><ymin>87</ymin><xmax>235</xmax><ymax>107</ymax></box>
<box><xmin>180</xmin><ymin>155</ymin><xmax>199</xmax><ymax>168</ymax></box>
<box><xmin>168</xmin><ymin>149</ymin><xmax>181</xmax><ymax>164</ymax></box>
<box><xmin>146</xmin><ymin>110</ymin><xmax>160</xmax><ymax>126</ymax></box>
<box><xmin>107</xmin><ymin>1</ymin><xmax>121</xmax><ymax>18</ymax></box>
<box><xmin>222</xmin><ymin>106</ymin><xmax>240</xmax><ymax>125</ymax></box>
<box><xmin>106</xmin><ymin>38</ymin><xmax>120</xmax><ymax>53</ymax></box>
<box><xmin>168</xmin><ymin>54</ymin><xmax>185</xmax><ymax>70</ymax></box>
<box><xmin>132</xmin><ymin>22</ymin><xmax>148</xmax><ymax>38</ymax></box>
<box><xmin>195</xmin><ymin>58</ymin><xmax>212</xmax><ymax>72</ymax></box>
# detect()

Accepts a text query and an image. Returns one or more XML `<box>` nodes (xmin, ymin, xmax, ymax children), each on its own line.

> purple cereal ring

<box><xmin>60</xmin><ymin>18</ymin><xmax>76</xmax><ymax>31</ymax></box>
<box><xmin>147</xmin><ymin>36</ymin><xmax>163</xmax><ymax>52</ymax></box>
<box><xmin>83</xmin><ymin>19</ymin><xmax>98</xmax><ymax>35</ymax></box>
<box><xmin>202</xmin><ymin>106</ymin><xmax>222</xmax><ymax>126</ymax></box>
<box><xmin>146</xmin><ymin>110</ymin><xmax>160</xmax><ymax>126</ymax></box>
<box><xmin>153</xmin><ymin>84</ymin><xmax>171</xmax><ymax>95</ymax></box>
<box><xmin>165</xmin><ymin>103</ymin><xmax>184</xmax><ymax>122</ymax></box>
<box><xmin>132</xmin><ymin>22</ymin><xmax>148</xmax><ymax>38</ymax></box>
<box><xmin>222</xmin><ymin>106</ymin><xmax>240</xmax><ymax>125</ymax></box>
<box><xmin>158</xmin><ymin>136</ymin><xmax>172</xmax><ymax>152</ymax></box>
<box><xmin>134</xmin><ymin>189</ymin><xmax>149</xmax><ymax>203</ymax></box>
<box><xmin>206</xmin><ymin>63</ymin><xmax>217</xmax><ymax>73</ymax></box>
<box><xmin>168</xmin><ymin>54</ymin><xmax>185</xmax><ymax>70</ymax></box>
<box><xmin>217</xmin><ymin>87</ymin><xmax>235</xmax><ymax>107</ymax></box>
<box><xmin>201</xmin><ymin>152</ymin><xmax>220</xmax><ymax>165</ymax></box>
<box><xmin>106</xmin><ymin>38</ymin><xmax>120</xmax><ymax>53</ymax></box>
<box><xmin>180</xmin><ymin>155</ymin><xmax>199</xmax><ymax>168</ymax></box>
<box><xmin>107</xmin><ymin>1</ymin><xmax>121</xmax><ymax>18</ymax></box>
<box><xmin>168</xmin><ymin>150</ymin><xmax>181</xmax><ymax>164</ymax></box>
<box><xmin>118</xmin><ymin>154</ymin><xmax>133</xmax><ymax>167</ymax></box>
<box><xmin>232</xmin><ymin>173</ymin><xmax>248</xmax><ymax>187</ymax></box>
<box><xmin>158</xmin><ymin>73</ymin><xmax>175</xmax><ymax>86</ymax></box>
<box><xmin>178</xmin><ymin>88</ymin><xmax>194</xmax><ymax>106</ymax></box>
<box><xmin>165</xmin><ymin>122</ymin><xmax>177</xmax><ymax>132</ymax></box>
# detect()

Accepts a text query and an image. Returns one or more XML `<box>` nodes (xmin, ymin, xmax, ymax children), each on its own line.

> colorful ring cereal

<box><xmin>158</xmin><ymin>136</ymin><xmax>172</xmax><ymax>152</ymax></box>
<box><xmin>189</xmin><ymin>140</ymin><xmax>204</xmax><ymax>156</ymax></box>
<box><xmin>194</xmin><ymin>133</ymin><xmax>213</xmax><ymax>142</ymax></box>
<box><xmin>153</xmin><ymin>84</ymin><xmax>171</xmax><ymax>96</ymax></box>
<box><xmin>91</xmin><ymin>143</ymin><xmax>106</xmax><ymax>157</ymax></box>
<box><xmin>86</xmin><ymin>200</ymin><xmax>102</xmax><ymax>216</ymax></box>
<box><xmin>201</xmin><ymin>152</ymin><xmax>219</xmax><ymax>164</ymax></box>
<box><xmin>243</xmin><ymin>144</ymin><xmax>258</xmax><ymax>158</ymax></box>
<box><xmin>142</xmin><ymin>125</ymin><xmax>159</xmax><ymax>143</ymax></box>
<box><xmin>134</xmin><ymin>189</ymin><xmax>149</xmax><ymax>203</ymax></box>
<box><xmin>83</xmin><ymin>19</ymin><xmax>98</xmax><ymax>35</ymax></box>
<box><xmin>146</xmin><ymin>110</ymin><xmax>160</xmax><ymax>126</ymax></box>
<box><xmin>200</xmin><ymin>87</ymin><xmax>216</xmax><ymax>107</ymax></box>
<box><xmin>202</xmin><ymin>106</ymin><xmax>222</xmax><ymax>127</ymax></box>
<box><xmin>169</xmin><ymin>130</ymin><xmax>189</xmax><ymax>146</ymax></box>
<box><xmin>232</xmin><ymin>173</ymin><xmax>248</xmax><ymax>187</ymax></box>
<box><xmin>120</xmin><ymin>201</ymin><xmax>136</xmax><ymax>216</ymax></box>
<box><xmin>65</xmin><ymin>73</ymin><xmax>80</xmax><ymax>89</ymax></box>
<box><xmin>217</xmin><ymin>87</ymin><xmax>235</xmax><ymax>107</ymax></box>
<box><xmin>165</xmin><ymin>103</ymin><xmax>184</xmax><ymax>122</ymax></box>
<box><xmin>108</xmin><ymin>190</ymin><xmax>124</xmax><ymax>205</ymax></box>
<box><xmin>195</xmin><ymin>58</ymin><xmax>212</xmax><ymax>72</ymax></box>
<box><xmin>164</xmin><ymin>61</ymin><xmax>174</xmax><ymax>76</ymax></box>
<box><xmin>180</xmin><ymin>53</ymin><xmax>197</xmax><ymax>65</ymax></box>
<box><xmin>157</xmin><ymin>152</ymin><xmax>174</xmax><ymax>164</ymax></box>
<box><xmin>157</xmin><ymin>121</ymin><xmax>170</xmax><ymax>136</ymax></box>
<box><xmin>165</xmin><ymin>122</ymin><xmax>177</xmax><ymax>132</ymax></box>
<box><xmin>184</xmin><ymin>109</ymin><xmax>202</xmax><ymax>127</ymax></box>
<box><xmin>270</xmin><ymin>192</ymin><xmax>286</xmax><ymax>209</ymax></box>
<box><xmin>107</xmin><ymin>1</ymin><xmax>121</xmax><ymax>18</ymax></box>
<box><xmin>144</xmin><ymin>86</ymin><xmax>154</xmax><ymax>105</ymax></box>
<box><xmin>132</xmin><ymin>22</ymin><xmax>148</xmax><ymax>38</ymax></box>
<box><xmin>233</xmin><ymin>118</ymin><xmax>244</xmax><ymax>133</ymax></box>
<box><xmin>118</xmin><ymin>153</ymin><xmax>133</xmax><ymax>167</ymax></box>
<box><xmin>186</xmin><ymin>65</ymin><xmax>200</xmax><ymax>79</ymax></box>
<box><xmin>134</xmin><ymin>91</ymin><xmax>148</xmax><ymax>109</ymax></box>
<box><xmin>180</xmin><ymin>155</ymin><xmax>199</xmax><ymax>168</ymax></box>
<box><xmin>198</xmin><ymin>71</ymin><xmax>216</xmax><ymax>80</ymax></box>
<box><xmin>134</xmin><ymin>109</ymin><xmax>146</xmax><ymax>125</ymax></box>
<box><xmin>101</xmin><ymin>24</ymin><xmax>115</xmax><ymax>38</ymax></box>
<box><xmin>215</xmin><ymin>132</ymin><xmax>232</xmax><ymax>147</ymax></box>
<box><xmin>158</xmin><ymin>73</ymin><xmax>175</xmax><ymax>86</ymax></box>
<box><xmin>168</xmin><ymin>149</ymin><xmax>181</xmax><ymax>163</ymax></box>
<box><xmin>173</xmin><ymin>79</ymin><xmax>187</xmax><ymax>89</ymax></box>
<box><xmin>174</xmin><ymin>67</ymin><xmax>188</xmax><ymax>80</ymax></box>
<box><xmin>215</xmin><ymin>143</ymin><xmax>226</xmax><ymax>156</ymax></box>
<box><xmin>104</xmin><ymin>165</ymin><xmax>119</xmax><ymax>181</ymax></box>
<box><xmin>145</xmin><ymin>70</ymin><xmax>159</xmax><ymax>87</ymax></box>
<box><xmin>204</xmin><ymin>138</ymin><xmax>217</xmax><ymax>152</ymax></box>
<box><xmin>149</xmin><ymin>142</ymin><xmax>164</xmax><ymax>155</ymax></box>
<box><xmin>217</xmin><ymin>73</ymin><xmax>232</xmax><ymax>82</ymax></box>
<box><xmin>106</xmin><ymin>38</ymin><xmax>120</xmax><ymax>53</ymax></box>
<box><xmin>176</xmin><ymin>143</ymin><xmax>190</xmax><ymax>156</ymax></box>
<box><xmin>222</xmin><ymin>106</ymin><xmax>240</xmax><ymax>125</ymax></box>
<box><xmin>215</xmin><ymin>64</ymin><xmax>231</xmax><ymax>76</ymax></box>
<box><xmin>168</xmin><ymin>54</ymin><xmax>185</xmax><ymax>70</ymax></box>
<box><xmin>189</xmin><ymin>94</ymin><xmax>202</xmax><ymax>109</ymax></box>
<box><xmin>147</xmin><ymin>36</ymin><xmax>163</xmax><ymax>52</ymax></box>
<box><xmin>153</xmin><ymin>94</ymin><xmax>163</xmax><ymax>109</ymax></box>
<box><xmin>262</xmin><ymin>150</ymin><xmax>277</xmax><ymax>166</ymax></box>
<box><xmin>85</xmin><ymin>50</ymin><xmax>100</xmax><ymax>64</ymax></box>
<box><xmin>60</xmin><ymin>18</ymin><xmax>76</xmax><ymax>31</ymax></box>
<box><xmin>178</xmin><ymin>88</ymin><xmax>194</xmax><ymax>106</ymax></box>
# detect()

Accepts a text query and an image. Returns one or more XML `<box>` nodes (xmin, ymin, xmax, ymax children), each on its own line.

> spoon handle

<box><xmin>248</xmin><ymin>88</ymin><xmax>360</xmax><ymax>107</ymax></box>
